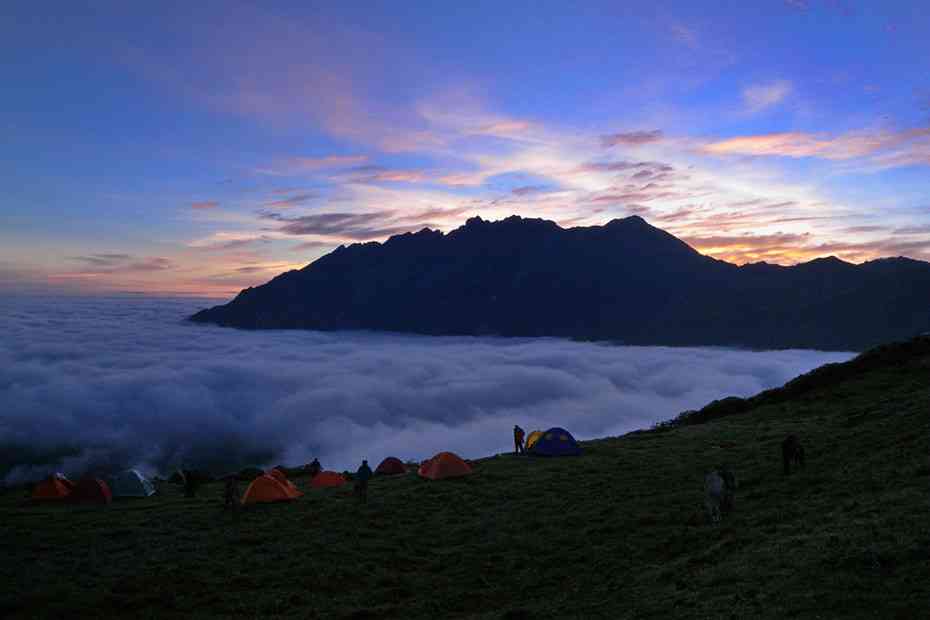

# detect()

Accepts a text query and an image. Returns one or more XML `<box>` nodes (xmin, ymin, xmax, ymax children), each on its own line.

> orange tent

<box><xmin>32</xmin><ymin>474</ymin><xmax>73</xmax><ymax>500</ymax></box>
<box><xmin>268</xmin><ymin>468</ymin><xmax>303</xmax><ymax>497</ymax></box>
<box><xmin>418</xmin><ymin>452</ymin><xmax>473</xmax><ymax>480</ymax></box>
<box><xmin>242</xmin><ymin>474</ymin><xmax>300</xmax><ymax>505</ymax></box>
<box><xmin>310</xmin><ymin>471</ymin><xmax>347</xmax><ymax>488</ymax></box>
<box><xmin>69</xmin><ymin>477</ymin><xmax>112</xmax><ymax>504</ymax></box>
<box><xmin>375</xmin><ymin>457</ymin><xmax>406</xmax><ymax>475</ymax></box>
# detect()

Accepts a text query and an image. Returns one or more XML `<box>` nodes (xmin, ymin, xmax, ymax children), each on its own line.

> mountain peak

<box><xmin>190</xmin><ymin>213</ymin><xmax>930</xmax><ymax>350</ymax></box>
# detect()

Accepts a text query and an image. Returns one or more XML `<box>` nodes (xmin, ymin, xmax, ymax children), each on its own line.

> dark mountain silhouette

<box><xmin>191</xmin><ymin>215</ymin><xmax>930</xmax><ymax>350</ymax></box>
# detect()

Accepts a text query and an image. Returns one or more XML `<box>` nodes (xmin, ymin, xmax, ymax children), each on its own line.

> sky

<box><xmin>2</xmin><ymin>1</ymin><xmax>929</xmax><ymax>296</ymax></box>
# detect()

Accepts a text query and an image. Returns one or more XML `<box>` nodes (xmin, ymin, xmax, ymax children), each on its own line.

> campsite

<box><xmin>4</xmin><ymin>3</ymin><xmax>930</xmax><ymax>618</ymax></box>
<box><xmin>1</xmin><ymin>338</ymin><xmax>927</xmax><ymax>619</ymax></box>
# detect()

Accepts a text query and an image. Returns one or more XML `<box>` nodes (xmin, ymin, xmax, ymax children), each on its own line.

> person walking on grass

<box><xmin>513</xmin><ymin>425</ymin><xmax>525</xmax><ymax>455</ymax></box>
<box><xmin>355</xmin><ymin>460</ymin><xmax>373</xmax><ymax>504</ymax></box>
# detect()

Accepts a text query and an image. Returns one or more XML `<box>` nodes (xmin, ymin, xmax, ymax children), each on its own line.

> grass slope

<box><xmin>1</xmin><ymin>339</ymin><xmax>928</xmax><ymax>619</ymax></box>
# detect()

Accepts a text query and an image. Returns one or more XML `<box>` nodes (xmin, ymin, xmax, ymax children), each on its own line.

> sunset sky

<box><xmin>2</xmin><ymin>1</ymin><xmax>929</xmax><ymax>296</ymax></box>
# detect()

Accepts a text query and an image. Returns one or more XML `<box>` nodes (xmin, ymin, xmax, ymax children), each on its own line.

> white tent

<box><xmin>108</xmin><ymin>469</ymin><xmax>156</xmax><ymax>498</ymax></box>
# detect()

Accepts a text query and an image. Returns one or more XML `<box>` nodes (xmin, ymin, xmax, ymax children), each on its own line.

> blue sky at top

<box><xmin>1</xmin><ymin>1</ymin><xmax>928</xmax><ymax>294</ymax></box>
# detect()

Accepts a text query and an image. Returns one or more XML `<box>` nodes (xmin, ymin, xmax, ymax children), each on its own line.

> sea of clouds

<box><xmin>0</xmin><ymin>295</ymin><xmax>854</xmax><ymax>484</ymax></box>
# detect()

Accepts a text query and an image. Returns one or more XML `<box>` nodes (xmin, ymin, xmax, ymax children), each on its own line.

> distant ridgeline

<box><xmin>191</xmin><ymin>215</ymin><xmax>930</xmax><ymax>351</ymax></box>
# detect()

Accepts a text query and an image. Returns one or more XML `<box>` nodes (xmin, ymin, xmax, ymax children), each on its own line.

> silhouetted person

<box><xmin>308</xmin><ymin>458</ymin><xmax>321</xmax><ymax>478</ymax></box>
<box><xmin>355</xmin><ymin>460</ymin><xmax>373</xmax><ymax>503</ymax></box>
<box><xmin>782</xmin><ymin>434</ymin><xmax>805</xmax><ymax>475</ymax></box>
<box><xmin>223</xmin><ymin>475</ymin><xmax>240</xmax><ymax>509</ymax></box>
<box><xmin>719</xmin><ymin>467</ymin><xmax>737</xmax><ymax>515</ymax></box>
<box><xmin>704</xmin><ymin>471</ymin><xmax>724</xmax><ymax>524</ymax></box>
<box><xmin>181</xmin><ymin>469</ymin><xmax>202</xmax><ymax>498</ymax></box>
<box><xmin>704</xmin><ymin>466</ymin><xmax>738</xmax><ymax>523</ymax></box>
<box><xmin>513</xmin><ymin>425</ymin><xmax>525</xmax><ymax>455</ymax></box>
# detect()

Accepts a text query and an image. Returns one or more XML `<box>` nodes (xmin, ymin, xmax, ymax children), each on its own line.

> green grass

<box><xmin>2</xmin><ymin>340</ymin><xmax>928</xmax><ymax>619</ymax></box>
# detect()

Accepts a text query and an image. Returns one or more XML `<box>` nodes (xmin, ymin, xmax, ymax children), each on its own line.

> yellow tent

<box><xmin>526</xmin><ymin>430</ymin><xmax>543</xmax><ymax>450</ymax></box>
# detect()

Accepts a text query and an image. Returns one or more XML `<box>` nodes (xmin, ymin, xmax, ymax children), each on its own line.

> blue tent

<box><xmin>528</xmin><ymin>427</ymin><xmax>581</xmax><ymax>456</ymax></box>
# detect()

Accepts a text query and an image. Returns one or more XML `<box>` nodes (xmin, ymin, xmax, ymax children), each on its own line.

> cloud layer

<box><xmin>0</xmin><ymin>295</ymin><xmax>853</xmax><ymax>484</ymax></box>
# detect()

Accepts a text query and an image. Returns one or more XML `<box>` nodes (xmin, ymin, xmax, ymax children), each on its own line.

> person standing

<box><xmin>222</xmin><ymin>475</ymin><xmax>240</xmax><ymax>510</ymax></box>
<box><xmin>355</xmin><ymin>460</ymin><xmax>373</xmax><ymax>503</ymax></box>
<box><xmin>513</xmin><ymin>425</ymin><xmax>525</xmax><ymax>455</ymax></box>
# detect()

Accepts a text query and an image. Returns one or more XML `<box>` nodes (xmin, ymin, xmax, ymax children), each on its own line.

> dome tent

<box><xmin>375</xmin><ymin>457</ymin><xmax>407</xmax><ymax>475</ymax></box>
<box><xmin>418</xmin><ymin>452</ymin><xmax>473</xmax><ymax>480</ymax></box>
<box><xmin>528</xmin><ymin>427</ymin><xmax>582</xmax><ymax>457</ymax></box>
<box><xmin>242</xmin><ymin>474</ymin><xmax>300</xmax><ymax>505</ymax></box>
<box><xmin>32</xmin><ymin>473</ymin><xmax>73</xmax><ymax>500</ymax></box>
<box><xmin>269</xmin><ymin>468</ymin><xmax>303</xmax><ymax>497</ymax></box>
<box><xmin>108</xmin><ymin>469</ymin><xmax>156</xmax><ymax>498</ymax></box>
<box><xmin>69</xmin><ymin>477</ymin><xmax>113</xmax><ymax>504</ymax></box>
<box><xmin>525</xmin><ymin>430</ymin><xmax>544</xmax><ymax>450</ymax></box>
<box><xmin>310</xmin><ymin>471</ymin><xmax>347</xmax><ymax>488</ymax></box>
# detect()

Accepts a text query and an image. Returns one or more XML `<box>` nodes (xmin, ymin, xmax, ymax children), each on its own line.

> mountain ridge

<box><xmin>191</xmin><ymin>215</ymin><xmax>930</xmax><ymax>351</ymax></box>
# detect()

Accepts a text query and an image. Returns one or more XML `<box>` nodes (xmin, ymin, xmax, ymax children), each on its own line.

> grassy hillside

<box><xmin>2</xmin><ymin>338</ymin><xmax>928</xmax><ymax>619</ymax></box>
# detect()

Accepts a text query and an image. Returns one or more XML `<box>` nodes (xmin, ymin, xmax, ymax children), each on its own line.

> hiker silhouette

<box><xmin>355</xmin><ymin>460</ymin><xmax>373</xmax><ymax>503</ymax></box>
<box><xmin>513</xmin><ymin>425</ymin><xmax>525</xmax><ymax>455</ymax></box>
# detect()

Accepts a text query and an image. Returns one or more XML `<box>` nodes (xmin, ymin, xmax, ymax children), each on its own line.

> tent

<box><xmin>375</xmin><ymin>457</ymin><xmax>407</xmax><ymax>475</ymax></box>
<box><xmin>310</xmin><ymin>471</ymin><xmax>347</xmax><ymax>488</ymax></box>
<box><xmin>242</xmin><ymin>474</ymin><xmax>300</xmax><ymax>505</ymax></box>
<box><xmin>525</xmin><ymin>430</ymin><xmax>544</xmax><ymax>450</ymax></box>
<box><xmin>32</xmin><ymin>474</ymin><xmax>73</xmax><ymax>500</ymax></box>
<box><xmin>69</xmin><ymin>477</ymin><xmax>113</xmax><ymax>504</ymax></box>
<box><xmin>268</xmin><ymin>468</ymin><xmax>303</xmax><ymax>497</ymax></box>
<box><xmin>418</xmin><ymin>452</ymin><xmax>473</xmax><ymax>480</ymax></box>
<box><xmin>528</xmin><ymin>427</ymin><xmax>582</xmax><ymax>457</ymax></box>
<box><xmin>108</xmin><ymin>469</ymin><xmax>156</xmax><ymax>498</ymax></box>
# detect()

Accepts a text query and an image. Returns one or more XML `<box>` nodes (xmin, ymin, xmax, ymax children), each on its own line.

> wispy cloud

<box><xmin>670</xmin><ymin>23</ymin><xmax>699</xmax><ymax>48</ymax></box>
<box><xmin>191</xmin><ymin>201</ymin><xmax>219</xmax><ymax>210</ymax></box>
<box><xmin>188</xmin><ymin>234</ymin><xmax>274</xmax><ymax>252</ymax></box>
<box><xmin>292</xmin><ymin>155</ymin><xmax>368</xmax><ymax>170</ymax></box>
<box><xmin>68</xmin><ymin>254</ymin><xmax>175</xmax><ymax>273</ymax></box>
<box><xmin>292</xmin><ymin>240</ymin><xmax>334</xmax><ymax>252</ymax></box>
<box><xmin>702</xmin><ymin>126</ymin><xmax>930</xmax><ymax>167</ymax></box>
<box><xmin>600</xmin><ymin>130</ymin><xmax>664</xmax><ymax>147</ymax></box>
<box><xmin>577</xmin><ymin>160</ymin><xmax>675</xmax><ymax>174</ymax></box>
<box><xmin>511</xmin><ymin>185</ymin><xmax>551</xmax><ymax>196</ymax></box>
<box><xmin>471</xmin><ymin>120</ymin><xmax>532</xmax><ymax>137</ymax></box>
<box><xmin>742</xmin><ymin>80</ymin><xmax>792</xmax><ymax>113</ymax></box>
<box><xmin>344</xmin><ymin>166</ymin><xmax>428</xmax><ymax>184</ymax></box>
<box><xmin>262</xmin><ymin>206</ymin><xmax>477</xmax><ymax>242</ymax></box>
<box><xmin>256</xmin><ymin>155</ymin><xmax>368</xmax><ymax>176</ymax></box>
<box><xmin>264</xmin><ymin>193</ymin><xmax>317</xmax><ymax>208</ymax></box>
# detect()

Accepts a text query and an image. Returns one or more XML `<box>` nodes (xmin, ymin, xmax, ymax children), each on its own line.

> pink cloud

<box><xmin>350</xmin><ymin>169</ymin><xmax>427</xmax><ymax>184</ymax></box>
<box><xmin>191</xmin><ymin>201</ymin><xmax>219</xmax><ymax>209</ymax></box>
<box><xmin>702</xmin><ymin>126</ymin><xmax>930</xmax><ymax>167</ymax></box>
<box><xmin>471</xmin><ymin>120</ymin><xmax>531</xmax><ymax>137</ymax></box>
<box><xmin>435</xmin><ymin>172</ymin><xmax>488</xmax><ymax>187</ymax></box>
